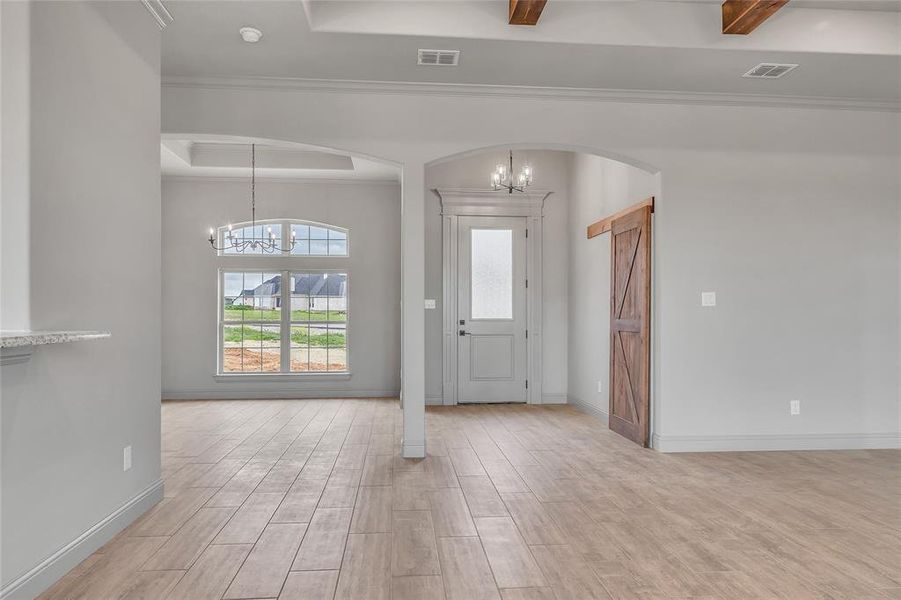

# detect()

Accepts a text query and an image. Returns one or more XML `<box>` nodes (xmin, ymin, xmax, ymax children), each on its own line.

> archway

<box><xmin>158</xmin><ymin>132</ymin><xmax>412</xmax><ymax>430</ymax></box>
<box><xmin>423</xmin><ymin>144</ymin><xmax>661</xmax><ymax>448</ymax></box>
<box><xmin>425</xmin><ymin>141</ymin><xmax>660</xmax><ymax>175</ymax></box>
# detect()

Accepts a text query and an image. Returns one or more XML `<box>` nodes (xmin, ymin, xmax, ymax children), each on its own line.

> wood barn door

<box><xmin>609</xmin><ymin>206</ymin><xmax>651</xmax><ymax>446</ymax></box>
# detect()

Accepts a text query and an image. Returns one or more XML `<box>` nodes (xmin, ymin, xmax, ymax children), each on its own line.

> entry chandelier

<box><xmin>207</xmin><ymin>144</ymin><xmax>296</xmax><ymax>253</ymax></box>
<box><xmin>490</xmin><ymin>150</ymin><xmax>533</xmax><ymax>194</ymax></box>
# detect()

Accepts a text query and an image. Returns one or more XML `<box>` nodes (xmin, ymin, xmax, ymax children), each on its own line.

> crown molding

<box><xmin>161</xmin><ymin>75</ymin><xmax>900</xmax><ymax>113</ymax></box>
<box><xmin>434</xmin><ymin>187</ymin><xmax>553</xmax><ymax>200</ymax></box>
<box><xmin>162</xmin><ymin>174</ymin><xmax>400</xmax><ymax>186</ymax></box>
<box><xmin>141</xmin><ymin>0</ymin><xmax>173</xmax><ymax>29</ymax></box>
<box><xmin>434</xmin><ymin>187</ymin><xmax>552</xmax><ymax>217</ymax></box>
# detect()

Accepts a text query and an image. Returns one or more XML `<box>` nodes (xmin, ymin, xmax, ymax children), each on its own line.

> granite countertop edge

<box><xmin>0</xmin><ymin>330</ymin><xmax>112</xmax><ymax>348</ymax></box>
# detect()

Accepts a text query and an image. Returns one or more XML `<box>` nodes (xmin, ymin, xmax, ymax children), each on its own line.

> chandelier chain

<box><xmin>207</xmin><ymin>143</ymin><xmax>297</xmax><ymax>253</ymax></box>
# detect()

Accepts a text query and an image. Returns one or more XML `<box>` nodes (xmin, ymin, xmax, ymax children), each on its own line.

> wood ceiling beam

<box><xmin>722</xmin><ymin>0</ymin><xmax>788</xmax><ymax>35</ymax></box>
<box><xmin>509</xmin><ymin>0</ymin><xmax>547</xmax><ymax>26</ymax></box>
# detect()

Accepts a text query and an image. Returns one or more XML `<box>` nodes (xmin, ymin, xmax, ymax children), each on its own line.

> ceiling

<box><xmin>160</xmin><ymin>1</ymin><xmax>900</xmax><ymax>104</ymax></box>
<box><xmin>648</xmin><ymin>0</ymin><xmax>900</xmax><ymax>10</ymax></box>
<box><xmin>161</xmin><ymin>140</ymin><xmax>401</xmax><ymax>181</ymax></box>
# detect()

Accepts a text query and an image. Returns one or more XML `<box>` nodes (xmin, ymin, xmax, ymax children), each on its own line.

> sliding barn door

<box><xmin>609</xmin><ymin>206</ymin><xmax>651</xmax><ymax>446</ymax></box>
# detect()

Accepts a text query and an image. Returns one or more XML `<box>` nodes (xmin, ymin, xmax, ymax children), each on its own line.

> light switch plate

<box><xmin>701</xmin><ymin>292</ymin><xmax>717</xmax><ymax>307</ymax></box>
<box><xmin>790</xmin><ymin>400</ymin><xmax>800</xmax><ymax>415</ymax></box>
<box><xmin>123</xmin><ymin>445</ymin><xmax>132</xmax><ymax>471</ymax></box>
<box><xmin>424</xmin><ymin>299</ymin><xmax>437</xmax><ymax>310</ymax></box>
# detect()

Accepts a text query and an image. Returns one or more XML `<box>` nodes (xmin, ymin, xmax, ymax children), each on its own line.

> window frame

<box><xmin>215</xmin><ymin>218</ymin><xmax>350</xmax><ymax>257</ymax></box>
<box><xmin>287</xmin><ymin>271</ymin><xmax>349</xmax><ymax>376</ymax></box>
<box><xmin>217</xmin><ymin>268</ymin><xmax>350</xmax><ymax>378</ymax></box>
<box><xmin>219</xmin><ymin>269</ymin><xmax>284</xmax><ymax>375</ymax></box>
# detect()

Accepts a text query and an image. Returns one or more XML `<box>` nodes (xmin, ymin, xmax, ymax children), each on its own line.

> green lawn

<box><xmin>224</xmin><ymin>306</ymin><xmax>346</xmax><ymax>322</ymax></box>
<box><xmin>223</xmin><ymin>325</ymin><xmax>345</xmax><ymax>347</ymax></box>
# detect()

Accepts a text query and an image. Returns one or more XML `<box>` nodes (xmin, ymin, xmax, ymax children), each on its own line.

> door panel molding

<box><xmin>470</xmin><ymin>334</ymin><xmax>515</xmax><ymax>380</ymax></box>
<box><xmin>435</xmin><ymin>188</ymin><xmax>551</xmax><ymax>405</ymax></box>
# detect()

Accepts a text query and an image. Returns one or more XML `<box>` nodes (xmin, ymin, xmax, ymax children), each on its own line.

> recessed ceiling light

<box><xmin>239</xmin><ymin>27</ymin><xmax>263</xmax><ymax>43</ymax></box>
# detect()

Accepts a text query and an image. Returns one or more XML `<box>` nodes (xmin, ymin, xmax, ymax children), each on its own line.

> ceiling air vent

<box><xmin>417</xmin><ymin>49</ymin><xmax>460</xmax><ymax>66</ymax></box>
<box><xmin>742</xmin><ymin>63</ymin><xmax>798</xmax><ymax>79</ymax></box>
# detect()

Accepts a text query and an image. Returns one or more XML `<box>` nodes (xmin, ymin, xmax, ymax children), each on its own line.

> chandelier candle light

<box><xmin>208</xmin><ymin>144</ymin><xmax>297</xmax><ymax>253</ymax></box>
<box><xmin>491</xmin><ymin>150</ymin><xmax>533</xmax><ymax>194</ymax></box>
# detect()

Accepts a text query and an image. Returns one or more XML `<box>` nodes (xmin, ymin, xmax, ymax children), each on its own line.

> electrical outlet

<box><xmin>790</xmin><ymin>400</ymin><xmax>800</xmax><ymax>416</ymax></box>
<box><xmin>597</xmin><ymin>381</ymin><xmax>603</xmax><ymax>393</ymax></box>
<box><xmin>123</xmin><ymin>445</ymin><xmax>132</xmax><ymax>471</ymax></box>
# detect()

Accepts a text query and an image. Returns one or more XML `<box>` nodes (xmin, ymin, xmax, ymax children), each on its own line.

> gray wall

<box><xmin>424</xmin><ymin>150</ymin><xmax>571</xmax><ymax>403</ymax></box>
<box><xmin>654</xmin><ymin>149</ymin><xmax>899</xmax><ymax>448</ymax></box>
<box><xmin>567</xmin><ymin>155</ymin><xmax>659</xmax><ymax>421</ymax></box>
<box><xmin>0</xmin><ymin>1</ymin><xmax>162</xmax><ymax>594</ymax></box>
<box><xmin>0</xmin><ymin>0</ymin><xmax>31</xmax><ymax>331</ymax></box>
<box><xmin>567</xmin><ymin>149</ymin><xmax>900</xmax><ymax>449</ymax></box>
<box><xmin>161</xmin><ymin>178</ymin><xmax>401</xmax><ymax>399</ymax></box>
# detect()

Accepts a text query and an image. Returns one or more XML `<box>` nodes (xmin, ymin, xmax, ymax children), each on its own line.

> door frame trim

<box><xmin>435</xmin><ymin>188</ymin><xmax>552</xmax><ymax>406</ymax></box>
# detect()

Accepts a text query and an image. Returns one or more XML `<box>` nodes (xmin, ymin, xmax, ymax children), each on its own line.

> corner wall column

<box><xmin>401</xmin><ymin>163</ymin><xmax>426</xmax><ymax>457</ymax></box>
<box><xmin>0</xmin><ymin>0</ymin><xmax>32</xmax><ymax>330</ymax></box>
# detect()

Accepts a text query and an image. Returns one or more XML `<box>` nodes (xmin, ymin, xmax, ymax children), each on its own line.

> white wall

<box><xmin>161</xmin><ymin>80</ymin><xmax>901</xmax><ymax>452</ymax></box>
<box><xmin>655</xmin><ymin>149</ymin><xmax>899</xmax><ymax>450</ymax></box>
<box><xmin>567</xmin><ymin>155</ymin><xmax>659</xmax><ymax>421</ymax></box>
<box><xmin>0</xmin><ymin>0</ymin><xmax>31</xmax><ymax>330</ymax></box>
<box><xmin>161</xmin><ymin>178</ymin><xmax>401</xmax><ymax>399</ymax></box>
<box><xmin>425</xmin><ymin>150</ymin><xmax>571</xmax><ymax>404</ymax></box>
<box><xmin>1</xmin><ymin>2</ymin><xmax>162</xmax><ymax>596</ymax></box>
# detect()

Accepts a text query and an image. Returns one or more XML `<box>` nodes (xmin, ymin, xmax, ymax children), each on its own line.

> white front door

<box><xmin>457</xmin><ymin>216</ymin><xmax>528</xmax><ymax>403</ymax></box>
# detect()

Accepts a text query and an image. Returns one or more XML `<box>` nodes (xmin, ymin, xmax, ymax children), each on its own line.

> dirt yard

<box><xmin>223</xmin><ymin>348</ymin><xmax>346</xmax><ymax>372</ymax></box>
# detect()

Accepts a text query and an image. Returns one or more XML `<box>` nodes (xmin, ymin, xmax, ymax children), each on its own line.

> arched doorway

<box><xmin>423</xmin><ymin>145</ymin><xmax>661</xmax><ymax>447</ymax></box>
<box><xmin>159</xmin><ymin>133</ymin><xmax>406</xmax><ymax>411</ymax></box>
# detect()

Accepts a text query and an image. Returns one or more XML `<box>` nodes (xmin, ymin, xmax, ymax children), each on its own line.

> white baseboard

<box><xmin>653</xmin><ymin>432</ymin><xmax>901</xmax><ymax>453</ymax></box>
<box><xmin>425</xmin><ymin>395</ymin><xmax>443</xmax><ymax>406</ymax></box>
<box><xmin>567</xmin><ymin>396</ymin><xmax>609</xmax><ymax>424</ymax></box>
<box><xmin>162</xmin><ymin>389</ymin><xmax>399</xmax><ymax>400</ymax></box>
<box><xmin>0</xmin><ymin>479</ymin><xmax>164</xmax><ymax>600</ymax></box>
<box><xmin>402</xmin><ymin>440</ymin><xmax>426</xmax><ymax>458</ymax></box>
<box><xmin>540</xmin><ymin>393</ymin><xmax>568</xmax><ymax>405</ymax></box>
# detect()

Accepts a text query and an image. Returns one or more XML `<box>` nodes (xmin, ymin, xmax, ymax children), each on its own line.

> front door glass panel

<box><xmin>470</xmin><ymin>229</ymin><xmax>513</xmax><ymax>319</ymax></box>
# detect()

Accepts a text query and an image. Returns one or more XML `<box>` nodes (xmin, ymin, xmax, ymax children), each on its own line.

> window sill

<box><xmin>214</xmin><ymin>372</ymin><xmax>352</xmax><ymax>382</ymax></box>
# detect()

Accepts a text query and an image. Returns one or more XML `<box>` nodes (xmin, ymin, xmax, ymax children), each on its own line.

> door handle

<box><xmin>459</xmin><ymin>330</ymin><xmax>471</xmax><ymax>336</ymax></box>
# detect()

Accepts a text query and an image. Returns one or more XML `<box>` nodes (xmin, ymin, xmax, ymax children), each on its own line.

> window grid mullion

<box><xmin>220</xmin><ymin>268</ymin><xmax>346</xmax><ymax>375</ymax></box>
<box><xmin>280</xmin><ymin>269</ymin><xmax>290</xmax><ymax>373</ymax></box>
<box><xmin>219</xmin><ymin>270</ymin><xmax>225</xmax><ymax>374</ymax></box>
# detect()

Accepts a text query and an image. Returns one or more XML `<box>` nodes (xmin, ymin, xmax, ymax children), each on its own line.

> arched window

<box><xmin>215</xmin><ymin>219</ymin><xmax>349</xmax><ymax>256</ymax></box>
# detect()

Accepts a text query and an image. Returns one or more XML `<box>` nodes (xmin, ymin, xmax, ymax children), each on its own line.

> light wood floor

<box><xmin>40</xmin><ymin>399</ymin><xmax>901</xmax><ymax>600</ymax></box>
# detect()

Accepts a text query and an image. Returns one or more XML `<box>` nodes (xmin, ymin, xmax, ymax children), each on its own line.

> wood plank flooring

<box><xmin>40</xmin><ymin>399</ymin><xmax>901</xmax><ymax>599</ymax></box>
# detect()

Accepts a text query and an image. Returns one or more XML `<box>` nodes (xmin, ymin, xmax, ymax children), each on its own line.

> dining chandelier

<box><xmin>207</xmin><ymin>144</ymin><xmax>297</xmax><ymax>253</ymax></box>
